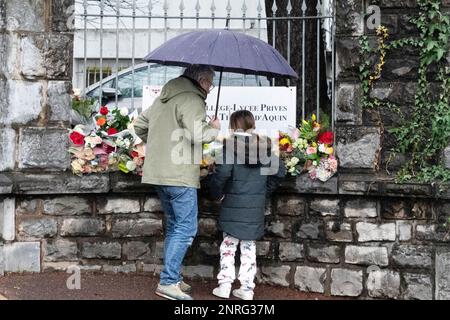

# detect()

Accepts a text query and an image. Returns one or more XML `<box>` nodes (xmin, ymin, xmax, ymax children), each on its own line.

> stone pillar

<box><xmin>0</xmin><ymin>0</ymin><xmax>74</xmax><ymax>173</ymax></box>
<box><xmin>334</xmin><ymin>0</ymin><xmax>423</xmax><ymax>172</ymax></box>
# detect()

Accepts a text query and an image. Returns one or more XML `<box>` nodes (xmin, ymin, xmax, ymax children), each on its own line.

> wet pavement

<box><xmin>0</xmin><ymin>272</ymin><xmax>347</xmax><ymax>300</ymax></box>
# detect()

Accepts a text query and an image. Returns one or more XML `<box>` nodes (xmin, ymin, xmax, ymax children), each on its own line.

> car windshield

<box><xmin>86</xmin><ymin>64</ymin><xmax>270</xmax><ymax>98</ymax></box>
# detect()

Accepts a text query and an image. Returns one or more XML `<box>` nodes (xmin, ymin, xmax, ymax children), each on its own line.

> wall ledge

<box><xmin>0</xmin><ymin>171</ymin><xmax>449</xmax><ymax>199</ymax></box>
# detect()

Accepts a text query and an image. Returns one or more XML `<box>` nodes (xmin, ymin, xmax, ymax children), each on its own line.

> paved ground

<box><xmin>0</xmin><ymin>272</ymin><xmax>346</xmax><ymax>300</ymax></box>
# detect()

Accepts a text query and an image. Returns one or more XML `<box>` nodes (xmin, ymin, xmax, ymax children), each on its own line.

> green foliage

<box><xmin>72</xmin><ymin>97</ymin><xmax>96</xmax><ymax>121</ymax></box>
<box><xmin>111</xmin><ymin>108</ymin><xmax>131</xmax><ymax>132</ymax></box>
<box><xmin>358</xmin><ymin>0</ymin><xmax>450</xmax><ymax>184</ymax></box>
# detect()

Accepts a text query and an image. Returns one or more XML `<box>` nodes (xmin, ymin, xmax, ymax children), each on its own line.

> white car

<box><xmin>85</xmin><ymin>63</ymin><xmax>270</xmax><ymax>113</ymax></box>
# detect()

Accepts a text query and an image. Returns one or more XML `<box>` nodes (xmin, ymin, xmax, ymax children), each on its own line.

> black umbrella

<box><xmin>144</xmin><ymin>28</ymin><xmax>298</xmax><ymax>118</ymax></box>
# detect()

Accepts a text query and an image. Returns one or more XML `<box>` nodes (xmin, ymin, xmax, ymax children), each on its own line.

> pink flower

<box><xmin>306</xmin><ymin>147</ymin><xmax>317</xmax><ymax>155</ymax></box>
<box><xmin>290</xmin><ymin>127</ymin><xmax>300</xmax><ymax>140</ymax></box>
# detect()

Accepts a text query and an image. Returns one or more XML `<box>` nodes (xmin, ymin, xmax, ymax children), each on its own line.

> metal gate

<box><xmin>75</xmin><ymin>0</ymin><xmax>336</xmax><ymax>131</ymax></box>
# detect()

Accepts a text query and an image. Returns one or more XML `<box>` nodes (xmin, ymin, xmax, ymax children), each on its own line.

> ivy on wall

<box><xmin>359</xmin><ymin>0</ymin><xmax>450</xmax><ymax>184</ymax></box>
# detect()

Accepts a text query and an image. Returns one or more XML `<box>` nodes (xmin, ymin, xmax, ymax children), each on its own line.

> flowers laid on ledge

<box><xmin>279</xmin><ymin>114</ymin><xmax>338</xmax><ymax>182</ymax></box>
<box><xmin>68</xmin><ymin>107</ymin><xmax>144</xmax><ymax>176</ymax></box>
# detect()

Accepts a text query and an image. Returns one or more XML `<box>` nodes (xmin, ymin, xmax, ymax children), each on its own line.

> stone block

<box><xmin>331</xmin><ymin>269</ymin><xmax>363</xmax><ymax>297</ymax></box>
<box><xmin>279</xmin><ymin>242</ymin><xmax>304</xmax><ymax>261</ymax></box>
<box><xmin>294</xmin><ymin>266</ymin><xmax>326</xmax><ymax>293</ymax></box>
<box><xmin>392</xmin><ymin>245</ymin><xmax>432</xmax><ymax>268</ymax></box>
<box><xmin>367</xmin><ymin>269</ymin><xmax>400</xmax><ymax>299</ymax></box>
<box><xmin>18</xmin><ymin>217</ymin><xmax>57</xmax><ymax>240</ymax></box>
<box><xmin>309</xmin><ymin>199</ymin><xmax>340</xmax><ymax>216</ymax></box>
<box><xmin>0</xmin><ymin>198</ymin><xmax>15</xmax><ymax>241</ymax></box>
<box><xmin>259</xmin><ymin>266</ymin><xmax>290</xmax><ymax>287</ymax></box>
<box><xmin>19</xmin><ymin>128</ymin><xmax>70</xmax><ymax>169</ymax></box>
<box><xmin>82</xmin><ymin>242</ymin><xmax>121</xmax><ymax>259</ymax></box>
<box><xmin>111</xmin><ymin>218</ymin><xmax>162</xmax><ymax>238</ymax></box>
<box><xmin>43</xmin><ymin>239</ymin><xmax>78</xmax><ymax>262</ymax></box>
<box><xmin>3</xmin><ymin>242</ymin><xmax>41</xmax><ymax>272</ymax></box>
<box><xmin>97</xmin><ymin>197</ymin><xmax>140</xmax><ymax>214</ymax></box>
<box><xmin>345</xmin><ymin>245</ymin><xmax>389</xmax><ymax>266</ymax></box>
<box><xmin>0</xmin><ymin>127</ymin><xmax>16</xmax><ymax>171</ymax></box>
<box><xmin>356</xmin><ymin>222</ymin><xmax>396</xmax><ymax>242</ymax></box>
<box><xmin>47</xmin><ymin>81</ymin><xmax>71</xmax><ymax>122</ymax></box>
<box><xmin>307</xmin><ymin>244</ymin><xmax>340</xmax><ymax>263</ymax></box>
<box><xmin>43</xmin><ymin>196</ymin><xmax>91</xmax><ymax>216</ymax></box>
<box><xmin>61</xmin><ymin>218</ymin><xmax>105</xmax><ymax>237</ymax></box>
<box><xmin>344</xmin><ymin>199</ymin><xmax>377</xmax><ymax>218</ymax></box>
<box><xmin>336</xmin><ymin>127</ymin><xmax>381</xmax><ymax>169</ymax></box>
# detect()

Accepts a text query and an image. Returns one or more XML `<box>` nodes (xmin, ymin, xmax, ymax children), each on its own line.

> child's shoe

<box><xmin>232</xmin><ymin>287</ymin><xmax>254</xmax><ymax>300</ymax></box>
<box><xmin>212</xmin><ymin>284</ymin><xmax>231</xmax><ymax>299</ymax></box>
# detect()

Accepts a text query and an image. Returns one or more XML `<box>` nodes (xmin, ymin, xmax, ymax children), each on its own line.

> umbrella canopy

<box><xmin>144</xmin><ymin>29</ymin><xmax>298</xmax><ymax>79</ymax></box>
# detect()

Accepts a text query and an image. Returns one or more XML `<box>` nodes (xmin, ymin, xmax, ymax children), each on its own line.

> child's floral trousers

<box><xmin>217</xmin><ymin>233</ymin><xmax>257</xmax><ymax>290</ymax></box>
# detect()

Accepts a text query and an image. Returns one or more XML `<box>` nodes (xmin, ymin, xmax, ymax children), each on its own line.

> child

<box><xmin>206</xmin><ymin>110</ymin><xmax>286</xmax><ymax>300</ymax></box>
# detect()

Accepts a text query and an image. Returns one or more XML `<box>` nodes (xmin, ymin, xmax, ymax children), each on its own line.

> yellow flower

<box><xmin>280</xmin><ymin>137</ymin><xmax>290</xmax><ymax>146</ymax></box>
<box><xmin>326</xmin><ymin>147</ymin><xmax>334</xmax><ymax>155</ymax></box>
<box><xmin>311</xmin><ymin>114</ymin><xmax>316</xmax><ymax>122</ymax></box>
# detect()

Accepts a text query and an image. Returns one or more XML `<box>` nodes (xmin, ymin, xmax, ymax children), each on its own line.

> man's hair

<box><xmin>183</xmin><ymin>64</ymin><xmax>215</xmax><ymax>82</ymax></box>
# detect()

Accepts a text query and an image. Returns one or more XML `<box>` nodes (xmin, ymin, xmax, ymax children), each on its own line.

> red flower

<box><xmin>69</xmin><ymin>131</ymin><xmax>85</xmax><ymax>145</ymax></box>
<box><xmin>318</xmin><ymin>131</ymin><xmax>334</xmax><ymax>145</ymax></box>
<box><xmin>107</xmin><ymin>127</ymin><xmax>118</xmax><ymax>135</ymax></box>
<box><xmin>102</xmin><ymin>143</ymin><xmax>115</xmax><ymax>154</ymax></box>
<box><xmin>131</xmin><ymin>151</ymin><xmax>139</xmax><ymax>158</ymax></box>
<box><xmin>100</xmin><ymin>106</ymin><xmax>109</xmax><ymax>115</ymax></box>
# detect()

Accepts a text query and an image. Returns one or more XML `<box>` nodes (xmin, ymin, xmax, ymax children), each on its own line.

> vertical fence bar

<box><xmin>286</xmin><ymin>0</ymin><xmax>292</xmax><ymax>87</ymax></box>
<box><xmin>147</xmin><ymin>1</ymin><xmax>152</xmax><ymax>87</ymax></box>
<box><xmin>83</xmin><ymin>0</ymin><xmax>88</xmax><ymax>96</ymax></box>
<box><xmin>211</xmin><ymin>0</ymin><xmax>216</xmax><ymax>29</ymax></box>
<box><xmin>225</xmin><ymin>1</ymin><xmax>231</xmax><ymax>84</ymax></box>
<box><xmin>98</xmin><ymin>0</ymin><xmax>104</xmax><ymax>107</ymax></box>
<box><xmin>242</xmin><ymin>0</ymin><xmax>247</xmax><ymax>86</ymax></box>
<box><xmin>256</xmin><ymin>0</ymin><xmax>262</xmax><ymax>85</ymax></box>
<box><xmin>316</xmin><ymin>0</ymin><xmax>321</xmax><ymax>121</ymax></box>
<box><xmin>179</xmin><ymin>0</ymin><xmax>185</xmax><ymax>29</ymax></box>
<box><xmin>195</xmin><ymin>0</ymin><xmax>200</xmax><ymax>29</ymax></box>
<box><xmin>271</xmin><ymin>0</ymin><xmax>277</xmax><ymax>87</ymax></box>
<box><xmin>331</xmin><ymin>0</ymin><xmax>336</xmax><ymax>139</ymax></box>
<box><xmin>131</xmin><ymin>0</ymin><xmax>136</xmax><ymax>111</ymax></box>
<box><xmin>115</xmin><ymin>0</ymin><xmax>120</xmax><ymax>108</ymax></box>
<box><xmin>301</xmin><ymin>0</ymin><xmax>306</xmax><ymax>120</ymax></box>
<box><xmin>163</xmin><ymin>0</ymin><xmax>168</xmax><ymax>82</ymax></box>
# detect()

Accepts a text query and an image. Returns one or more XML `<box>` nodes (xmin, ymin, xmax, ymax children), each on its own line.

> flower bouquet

<box><xmin>68</xmin><ymin>106</ymin><xmax>144</xmax><ymax>176</ymax></box>
<box><xmin>279</xmin><ymin>113</ymin><xmax>338</xmax><ymax>182</ymax></box>
<box><xmin>200</xmin><ymin>141</ymin><xmax>223</xmax><ymax>178</ymax></box>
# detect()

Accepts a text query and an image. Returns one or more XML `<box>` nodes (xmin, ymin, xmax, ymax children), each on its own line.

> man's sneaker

<box><xmin>212</xmin><ymin>284</ymin><xmax>231</xmax><ymax>299</ymax></box>
<box><xmin>232</xmin><ymin>288</ymin><xmax>254</xmax><ymax>300</ymax></box>
<box><xmin>179</xmin><ymin>281</ymin><xmax>192</xmax><ymax>294</ymax></box>
<box><xmin>155</xmin><ymin>284</ymin><xmax>194</xmax><ymax>300</ymax></box>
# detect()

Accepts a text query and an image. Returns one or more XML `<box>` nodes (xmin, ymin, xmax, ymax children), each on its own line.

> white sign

<box><xmin>142</xmin><ymin>85</ymin><xmax>297</xmax><ymax>138</ymax></box>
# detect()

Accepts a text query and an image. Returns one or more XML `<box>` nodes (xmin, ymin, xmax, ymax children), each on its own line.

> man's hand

<box><xmin>209</xmin><ymin>117</ymin><xmax>221</xmax><ymax>130</ymax></box>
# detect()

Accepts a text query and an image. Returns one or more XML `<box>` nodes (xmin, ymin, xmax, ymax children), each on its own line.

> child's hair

<box><xmin>229</xmin><ymin>110</ymin><xmax>256</xmax><ymax>132</ymax></box>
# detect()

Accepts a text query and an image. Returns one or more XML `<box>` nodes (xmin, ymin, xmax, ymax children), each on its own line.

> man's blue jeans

<box><xmin>154</xmin><ymin>185</ymin><xmax>198</xmax><ymax>285</ymax></box>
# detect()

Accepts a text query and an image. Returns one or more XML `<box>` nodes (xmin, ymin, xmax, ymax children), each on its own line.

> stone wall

<box><xmin>335</xmin><ymin>0</ymin><xmax>450</xmax><ymax>172</ymax></box>
<box><xmin>1</xmin><ymin>173</ymin><xmax>450</xmax><ymax>299</ymax></box>
<box><xmin>0</xmin><ymin>0</ymin><xmax>73</xmax><ymax>172</ymax></box>
<box><xmin>1</xmin><ymin>0</ymin><xmax>450</xmax><ymax>301</ymax></box>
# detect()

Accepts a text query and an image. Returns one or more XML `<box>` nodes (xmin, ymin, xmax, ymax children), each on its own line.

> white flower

<box><xmin>73</xmin><ymin>125</ymin><xmax>85</xmax><ymax>135</ymax></box>
<box><xmin>126</xmin><ymin>160</ymin><xmax>136</xmax><ymax>171</ymax></box>
<box><xmin>313</xmin><ymin>161</ymin><xmax>318</xmax><ymax>166</ymax></box>
<box><xmin>291</xmin><ymin>157</ymin><xmax>299</xmax><ymax>166</ymax></box>
<box><xmin>318</xmin><ymin>144</ymin><xmax>326</xmax><ymax>153</ymax></box>
<box><xmin>120</xmin><ymin>107</ymin><xmax>129</xmax><ymax>117</ymax></box>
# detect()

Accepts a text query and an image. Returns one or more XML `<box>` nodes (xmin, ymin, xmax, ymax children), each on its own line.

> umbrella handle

<box><xmin>214</xmin><ymin>69</ymin><xmax>223</xmax><ymax>119</ymax></box>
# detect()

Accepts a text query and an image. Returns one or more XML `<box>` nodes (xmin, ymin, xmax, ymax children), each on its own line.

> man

<box><xmin>133</xmin><ymin>64</ymin><xmax>220</xmax><ymax>300</ymax></box>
